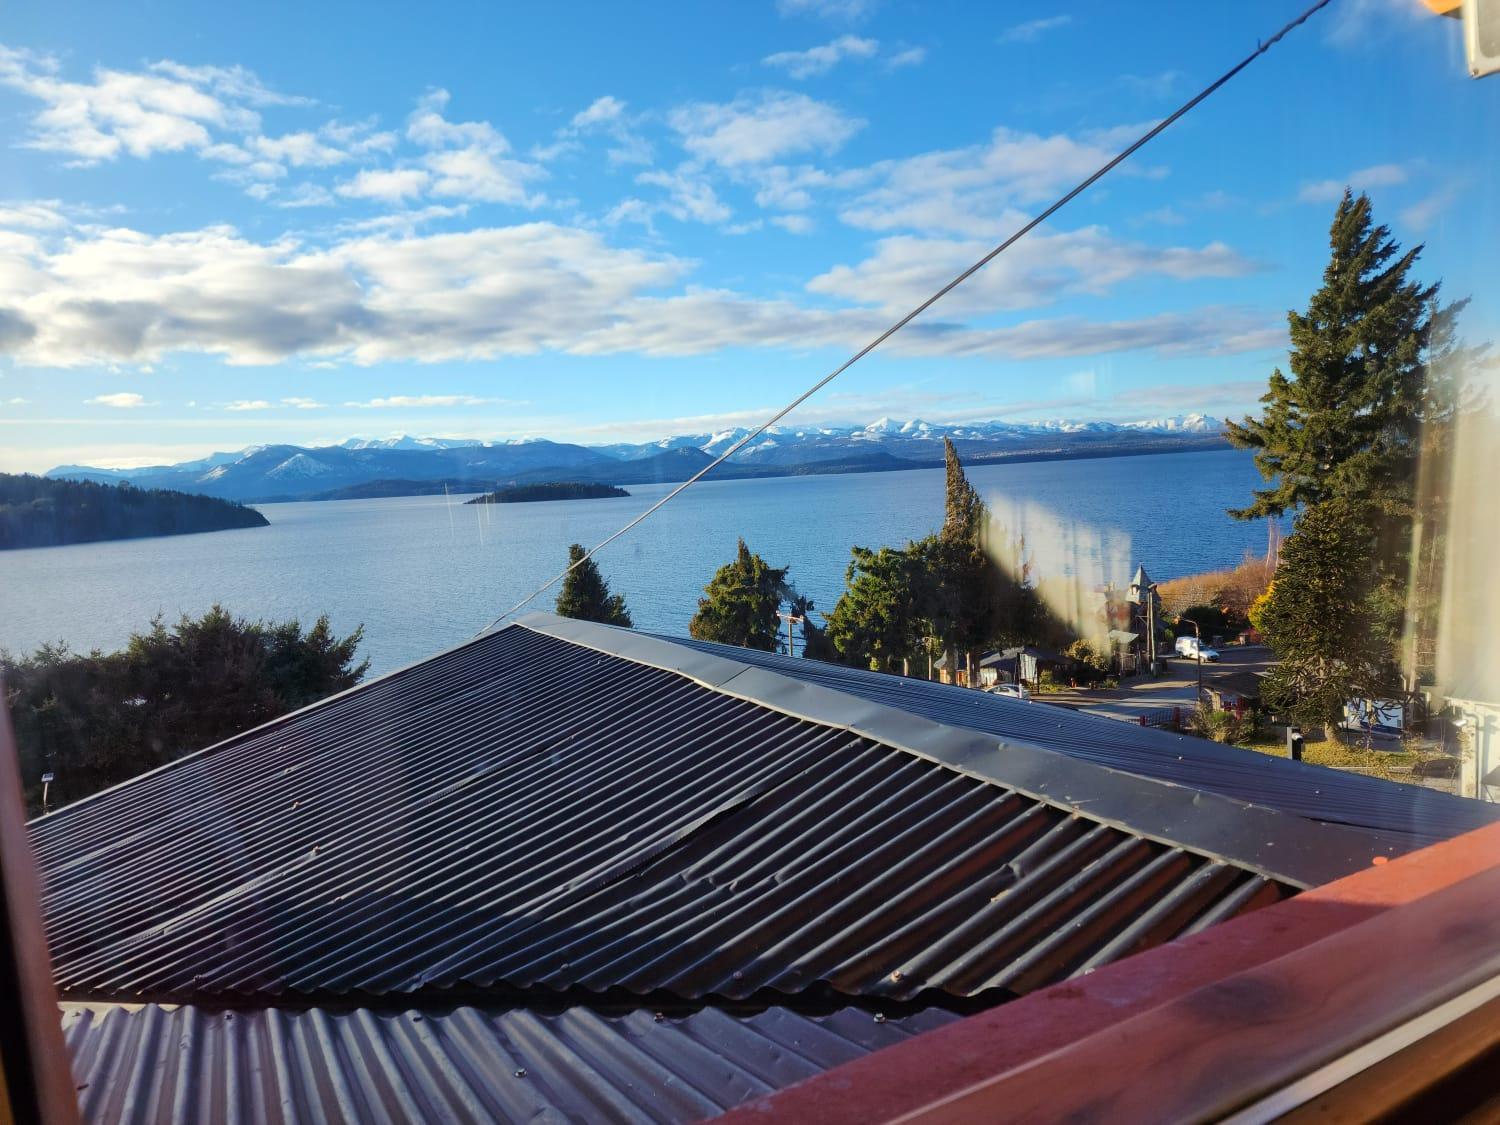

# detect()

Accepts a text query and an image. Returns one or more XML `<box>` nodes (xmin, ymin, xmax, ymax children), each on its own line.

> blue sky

<box><xmin>0</xmin><ymin>0</ymin><xmax>1493</xmax><ymax>471</ymax></box>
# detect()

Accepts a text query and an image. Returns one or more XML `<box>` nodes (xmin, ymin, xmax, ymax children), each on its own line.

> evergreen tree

<box><xmin>5</xmin><ymin>607</ymin><xmax>366</xmax><ymax>815</ymax></box>
<box><xmin>554</xmin><ymin>543</ymin><xmax>632</xmax><ymax>627</ymax></box>
<box><xmin>928</xmin><ymin>438</ymin><xmax>1044</xmax><ymax>681</ymax></box>
<box><xmin>688</xmin><ymin>539</ymin><xmax>788</xmax><ymax>650</ymax></box>
<box><xmin>1257</xmin><ymin>498</ymin><xmax>1402</xmax><ymax>733</ymax></box>
<box><xmin>1225</xmin><ymin>191</ymin><xmax>1447</xmax><ymax>522</ymax></box>
<box><xmin>1227</xmin><ymin>191</ymin><xmax>1478</xmax><ymax>710</ymax></box>
<box><xmin>824</xmin><ymin>544</ymin><xmax>931</xmax><ymax>673</ymax></box>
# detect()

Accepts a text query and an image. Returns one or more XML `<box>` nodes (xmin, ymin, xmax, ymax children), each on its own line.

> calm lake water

<box><xmin>0</xmin><ymin>448</ymin><xmax>1276</xmax><ymax>676</ymax></box>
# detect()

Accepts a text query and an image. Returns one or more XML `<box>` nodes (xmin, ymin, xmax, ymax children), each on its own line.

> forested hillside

<box><xmin>0</xmin><ymin>473</ymin><xmax>268</xmax><ymax>550</ymax></box>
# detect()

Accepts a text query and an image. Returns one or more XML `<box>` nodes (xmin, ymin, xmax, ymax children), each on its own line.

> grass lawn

<box><xmin>1244</xmin><ymin>737</ymin><xmax>1425</xmax><ymax>781</ymax></box>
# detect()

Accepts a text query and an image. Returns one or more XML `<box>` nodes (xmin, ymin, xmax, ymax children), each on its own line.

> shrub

<box><xmin>1035</xmin><ymin>670</ymin><xmax>1066</xmax><ymax>694</ymax></box>
<box><xmin>1191</xmin><ymin>703</ymin><xmax>1259</xmax><ymax>745</ymax></box>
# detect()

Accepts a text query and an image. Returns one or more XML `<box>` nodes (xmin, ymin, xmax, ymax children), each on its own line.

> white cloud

<box><xmin>562</xmin><ymin>94</ymin><xmax>652</xmax><ymax>166</ymax></box>
<box><xmin>1401</xmin><ymin>179</ymin><xmax>1468</xmax><ymax>231</ymax></box>
<box><xmin>282</xmin><ymin>396</ymin><xmax>325</xmax><ymax>409</ymax></box>
<box><xmin>406</xmin><ymin>88</ymin><xmax>505</xmax><ymax>150</ymax></box>
<box><xmin>0</xmin><ymin>219</ymin><xmax>1279</xmax><ymax>368</ymax></box>
<box><xmin>402</xmin><ymin>89</ymin><xmax>547</xmax><ymax>205</ymax></box>
<box><xmin>808</xmin><ymin>229</ymin><xmax>1259</xmax><ymax>315</ymax></box>
<box><xmin>1296</xmin><ymin>162</ymin><xmax>1408</xmax><ymax>204</ymax></box>
<box><xmin>1136</xmin><ymin>206</ymin><xmax>1186</xmax><ymax>226</ymax></box>
<box><xmin>764</xmin><ymin>35</ymin><xmax>878</xmax><ymax>79</ymax></box>
<box><xmin>840</xmin><ymin>125</ymin><xmax>1161</xmax><ymax>235</ymax></box>
<box><xmin>771</xmin><ymin>214</ymin><xmax>815</xmax><ymax>234</ymax></box>
<box><xmin>777</xmin><ymin>0</ymin><xmax>877</xmax><ymax>20</ymax></box>
<box><xmin>250</xmin><ymin>130</ymin><xmax>348</xmax><ymax>167</ymax></box>
<box><xmin>0</xmin><ymin>201</ymin><xmax>69</xmax><ymax>229</ymax></box>
<box><xmin>345</xmin><ymin>394</ymin><xmax>506</xmax><ymax>408</ymax></box>
<box><xmin>224</xmin><ymin>399</ymin><xmax>272</xmax><ymax>410</ymax></box>
<box><xmin>2</xmin><ymin>396</ymin><xmax>29</xmax><ymax>405</ymax></box>
<box><xmin>749</xmin><ymin>163</ymin><xmax>863</xmax><ymax>210</ymax></box>
<box><xmin>886</xmin><ymin>46</ymin><xmax>927</xmax><ymax>69</ymax></box>
<box><xmin>86</xmin><ymin>392</ymin><xmax>148</xmax><ymax>408</ymax></box>
<box><xmin>271</xmin><ymin>183</ymin><xmax>336</xmax><ymax>208</ymax></box>
<box><xmin>998</xmin><ymin>16</ymin><xmax>1072</xmax><ymax>44</ymax></box>
<box><xmin>633</xmin><ymin>166</ymin><xmax>732</xmax><ymax>225</ymax></box>
<box><xmin>337</xmin><ymin>204</ymin><xmax>469</xmax><ymax>234</ymax></box>
<box><xmin>424</xmin><ymin>146</ymin><xmax>546</xmax><ymax>205</ymax></box>
<box><xmin>0</xmin><ymin>48</ymin><xmax>397</xmax><ymax>202</ymax></box>
<box><xmin>336</xmin><ymin>167</ymin><xmax>431</xmax><ymax>202</ymax></box>
<box><xmin>670</xmin><ymin>91</ymin><xmax>863</xmax><ymax>167</ymax></box>
<box><xmin>0</xmin><ymin>45</ymin><xmax>271</xmax><ymax>163</ymax></box>
<box><xmin>571</xmin><ymin>95</ymin><xmax>625</xmax><ymax>128</ymax></box>
<box><xmin>145</xmin><ymin>60</ymin><xmax>311</xmax><ymax>108</ymax></box>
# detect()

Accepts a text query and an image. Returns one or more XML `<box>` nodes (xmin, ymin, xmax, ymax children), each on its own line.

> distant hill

<box><xmin>44</xmin><ymin>416</ymin><xmax>1231</xmax><ymax>503</ymax></box>
<box><xmin>0</xmin><ymin>473</ymin><xmax>268</xmax><ymax>550</ymax></box>
<box><xmin>466</xmin><ymin>482</ymin><xmax>630</xmax><ymax>504</ymax></box>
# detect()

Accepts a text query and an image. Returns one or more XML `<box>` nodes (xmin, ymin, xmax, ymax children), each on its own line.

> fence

<box><xmin>1138</xmin><ymin>706</ymin><xmax>1187</xmax><ymax>731</ymax></box>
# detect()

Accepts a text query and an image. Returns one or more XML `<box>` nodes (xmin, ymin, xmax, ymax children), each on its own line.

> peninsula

<box><xmin>0</xmin><ymin>473</ymin><xmax>269</xmax><ymax>550</ymax></box>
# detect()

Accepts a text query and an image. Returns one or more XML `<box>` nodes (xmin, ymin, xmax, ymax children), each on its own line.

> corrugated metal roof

<box><xmin>62</xmin><ymin>1002</ymin><xmax>953</xmax><ymax>1124</ymax></box>
<box><xmin>655</xmin><ymin>630</ymin><xmax>1494</xmax><ymax>849</ymax></box>
<box><xmin>33</xmin><ymin>618</ymin><xmax>1379</xmax><ymax>1006</ymax></box>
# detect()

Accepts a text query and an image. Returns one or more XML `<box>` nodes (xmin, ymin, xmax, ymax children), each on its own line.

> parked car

<box><xmin>987</xmin><ymin>683</ymin><xmax>1029</xmax><ymax>699</ymax></box>
<box><xmin>1174</xmin><ymin>636</ymin><xmax>1220</xmax><ymax>662</ymax></box>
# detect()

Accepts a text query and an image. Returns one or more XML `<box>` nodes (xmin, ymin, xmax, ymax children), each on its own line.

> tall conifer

<box><xmin>1225</xmin><ymin>191</ymin><xmax>1442</xmax><ymax>521</ymax></box>
<box><xmin>555</xmin><ymin>543</ymin><xmax>632</xmax><ymax>627</ymax></box>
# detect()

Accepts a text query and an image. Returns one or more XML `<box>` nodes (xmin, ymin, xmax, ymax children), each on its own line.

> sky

<box><xmin>0</xmin><ymin>0</ymin><xmax>1494</xmax><ymax>472</ymax></box>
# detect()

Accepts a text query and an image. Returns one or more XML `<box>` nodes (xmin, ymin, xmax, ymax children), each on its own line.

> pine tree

<box><xmin>688</xmin><ymin>539</ymin><xmax>788</xmax><ymax>650</ymax></box>
<box><xmin>1257</xmin><ymin>498</ymin><xmax>1402</xmax><ymax>733</ymax></box>
<box><xmin>555</xmin><ymin>543</ymin><xmax>632</xmax><ymax>627</ymax></box>
<box><xmin>1227</xmin><ymin>192</ymin><xmax>1477</xmax><ymax>709</ymax></box>
<box><xmin>1225</xmin><ymin>191</ymin><xmax>1445</xmax><ymax>522</ymax></box>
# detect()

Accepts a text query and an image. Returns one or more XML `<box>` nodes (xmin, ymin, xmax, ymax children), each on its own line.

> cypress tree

<box><xmin>688</xmin><ymin>538</ymin><xmax>787</xmax><ymax>650</ymax></box>
<box><xmin>929</xmin><ymin>438</ymin><xmax>1044</xmax><ymax>682</ymax></box>
<box><xmin>555</xmin><ymin>543</ymin><xmax>632</xmax><ymax>627</ymax></box>
<box><xmin>1225</xmin><ymin>191</ymin><xmax>1443</xmax><ymax>522</ymax></box>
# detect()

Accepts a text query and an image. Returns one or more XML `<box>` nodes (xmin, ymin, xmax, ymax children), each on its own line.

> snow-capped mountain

<box><xmin>45</xmin><ymin>415</ymin><xmax>1227</xmax><ymax>502</ymax></box>
<box><xmin>338</xmin><ymin>435</ymin><xmax>485</xmax><ymax>451</ymax></box>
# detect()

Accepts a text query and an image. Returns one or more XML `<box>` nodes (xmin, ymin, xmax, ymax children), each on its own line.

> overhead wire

<box><xmin>480</xmin><ymin>0</ymin><xmax>1335</xmax><ymax>634</ymax></box>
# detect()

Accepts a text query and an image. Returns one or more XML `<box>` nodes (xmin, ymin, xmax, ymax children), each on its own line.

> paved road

<box><xmin>1045</xmin><ymin>646</ymin><xmax>1273</xmax><ymax>726</ymax></box>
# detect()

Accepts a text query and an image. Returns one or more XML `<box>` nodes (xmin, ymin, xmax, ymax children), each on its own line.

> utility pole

<box><xmin>776</xmin><ymin>611</ymin><xmax>803</xmax><ymax>658</ymax></box>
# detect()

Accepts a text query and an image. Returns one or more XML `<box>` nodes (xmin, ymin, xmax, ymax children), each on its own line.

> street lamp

<box><xmin>1188</xmin><ymin>618</ymin><xmax>1204</xmax><ymax>706</ymax></box>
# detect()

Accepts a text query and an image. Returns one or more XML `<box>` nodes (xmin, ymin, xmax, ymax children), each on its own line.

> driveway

<box><xmin>1043</xmin><ymin>646</ymin><xmax>1273</xmax><ymax>726</ymax></box>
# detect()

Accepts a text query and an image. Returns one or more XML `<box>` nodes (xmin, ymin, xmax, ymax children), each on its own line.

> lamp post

<box><xmin>1188</xmin><ymin>618</ymin><xmax>1204</xmax><ymax>707</ymax></box>
<box><xmin>1145</xmin><ymin>581</ymin><xmax>1159</xmax><ymax>674</ymax></box>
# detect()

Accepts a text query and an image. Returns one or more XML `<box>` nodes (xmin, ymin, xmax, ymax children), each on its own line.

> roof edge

<box><xmin>514</xmin><ymin>613</ymin><xmax>1393</xmax><ymax>888</ymax></box>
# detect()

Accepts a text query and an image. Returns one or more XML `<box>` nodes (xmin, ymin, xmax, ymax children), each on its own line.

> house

<box><xmin>1203</xmin><ymin>670</ymin><xmax>1266</xmax><ymax>714</ymax></box>
<box><xmin>30</xmin><ymin>614</ymin><xmax>1500</xmax><ymax>1121</ymax></box>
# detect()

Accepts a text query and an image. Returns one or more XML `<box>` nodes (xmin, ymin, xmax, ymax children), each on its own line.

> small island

<box><xmin>466</xmin><ymin>481</ymin><xmax>631</xmax><ymax>505</ymax></box>
<box><xmin>0</xmin><ymin>473</ymin><xmax>269</xmax><ymax>550</ymax></box>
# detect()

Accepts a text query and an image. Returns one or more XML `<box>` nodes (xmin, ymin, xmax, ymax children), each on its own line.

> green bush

<box><xmin>1192</xmin><ymin>703</ymin><xmax>1259</xmax><ymax>745</ymax></box>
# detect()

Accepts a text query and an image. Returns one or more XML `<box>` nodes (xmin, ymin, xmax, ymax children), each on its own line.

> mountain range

<box><xmin>46</xmin><ymin>414</ymin><xmax>1230</xmax><ymax>503</ymax></box>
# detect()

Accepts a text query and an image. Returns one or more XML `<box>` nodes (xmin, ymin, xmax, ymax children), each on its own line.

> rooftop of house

<box><xmin>660</xmin><ymin>628</ymin><xmax>1496</xmax><ymax>850</ymax></box>
<box><xmin>30</xmin><ymin>613</ymin><xmax>1480</xmax><ymax>1123</ymax></box>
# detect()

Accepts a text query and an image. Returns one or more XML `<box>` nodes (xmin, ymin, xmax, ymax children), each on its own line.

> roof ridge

<box><xmin>514</xmin><ymin>613</ymin><xmax>1390</xmax><ymax>887</ymax></box>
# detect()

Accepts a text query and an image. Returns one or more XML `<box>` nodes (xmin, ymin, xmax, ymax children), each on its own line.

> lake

<box><xmin>0</xmin><ymin>448</ymin><xmax>1277</xmax><ymax>676</ymax></box>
